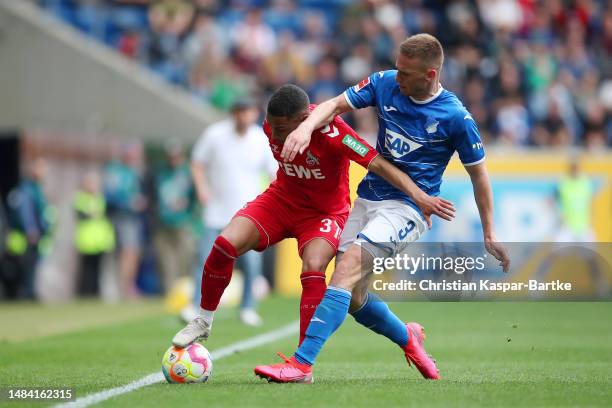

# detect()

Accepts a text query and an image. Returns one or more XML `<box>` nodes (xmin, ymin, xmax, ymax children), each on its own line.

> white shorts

<box><xmin>338</xmin><ymin>198</ymin><xmax>428</xmax><ymax>258</ymax></box>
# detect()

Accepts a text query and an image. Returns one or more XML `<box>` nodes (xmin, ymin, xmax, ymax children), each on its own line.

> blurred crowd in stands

<box><xmin>0</xmin><ymin>142</ymin><xmax>197</xmax><ymax>301</ymax></box>
<box><xmin>36</xmin><ymin>0</ymin><xmax>612</xmax><ymax>148</ymax></box>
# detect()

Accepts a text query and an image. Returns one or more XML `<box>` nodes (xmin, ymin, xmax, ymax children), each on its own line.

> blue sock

<box><xmin>351</xmin><ymin>293</ymin><xmax>408</xmax><ymax>347</ymax></box>
<box><xmin>294</xmin><ymin>286</ymin><xmax>351</xmax><ymax>365</ymax></box>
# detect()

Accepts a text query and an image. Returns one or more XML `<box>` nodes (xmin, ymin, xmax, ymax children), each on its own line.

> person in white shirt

<box><xmin>186</xmin><ymin>98</ymin><xmax>277</xmax><ymax>326</ymax></box>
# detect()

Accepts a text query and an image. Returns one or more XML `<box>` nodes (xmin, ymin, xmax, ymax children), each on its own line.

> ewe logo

<box><xmin>384</xmin><ymin>129</ymin><xmax>423</xmax><ymax>159</ymax></box>
<box><xmin>280</xmin><ymin>162</ymin><xmax>325</xmax><ymax>180</ymax></box>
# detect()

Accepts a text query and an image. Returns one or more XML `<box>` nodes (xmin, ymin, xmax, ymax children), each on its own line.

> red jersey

<box><xmin>263</xmin><ymin>106</ymin><xmax>378</xmax><ymax>215</ymax></box>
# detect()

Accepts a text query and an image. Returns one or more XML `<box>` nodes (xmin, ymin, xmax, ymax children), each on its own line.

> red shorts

<box><xmin>235</xmin><ymin>188</ymin><xmax>348</xmax><ymax>255</ymax></box>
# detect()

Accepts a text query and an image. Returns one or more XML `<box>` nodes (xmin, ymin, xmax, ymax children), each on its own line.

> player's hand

<box><xmin>485</xmin><ymin>238</ymin><xmax>510</xmax><ymax>273</ymax></box>
<box><xmin>281</xmin><ymin>124</ymin><xmax>312</xmax><ymax>161</ymax></box>
<box><xmin>415</xmin><ymin>194</ymin><xmax>455</xmax><ymax>229</ymax></box>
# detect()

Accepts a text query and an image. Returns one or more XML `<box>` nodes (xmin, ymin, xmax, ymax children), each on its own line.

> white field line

<box><xmin>55</xmin><ymin>321</ymin><xmax>299</xmax><ymax>408</ymax></box>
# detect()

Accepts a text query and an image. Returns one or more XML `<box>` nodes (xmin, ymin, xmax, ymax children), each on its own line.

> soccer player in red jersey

<box><xmin>172</xmin><ymin>84</ymin><xmax>454</xmax><ymax>348</ymax></box>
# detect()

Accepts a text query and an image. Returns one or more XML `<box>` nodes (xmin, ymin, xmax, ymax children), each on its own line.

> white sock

<box><xmin>199</xmin><ymin>309</ymin><xmax>215</xmax><ymax>326</ymax></box>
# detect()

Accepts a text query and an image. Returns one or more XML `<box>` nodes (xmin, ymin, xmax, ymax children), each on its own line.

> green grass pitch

<box><xmin>1</xmin><ymin>298</ymin><xmax>611</xmax><ymax>407</ymax></box>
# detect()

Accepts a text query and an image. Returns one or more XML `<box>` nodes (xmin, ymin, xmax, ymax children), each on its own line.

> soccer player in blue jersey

<box><xmin>254</xmin><ymin>33</ymin><xmax>510</xmax><ymax>383</ymax></box>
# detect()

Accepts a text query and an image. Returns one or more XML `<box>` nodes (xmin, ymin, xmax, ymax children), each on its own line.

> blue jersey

<box><xmin>344</xmin><ymin>70</ymin><xmax>485</xmax><ymax>215</ymax></box>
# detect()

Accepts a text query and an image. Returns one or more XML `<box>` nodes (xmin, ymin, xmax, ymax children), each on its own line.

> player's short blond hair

<box><xmin>399</xmin><ymin>34</ymin><xmax>444</xmax><ymax>69</ymax></box>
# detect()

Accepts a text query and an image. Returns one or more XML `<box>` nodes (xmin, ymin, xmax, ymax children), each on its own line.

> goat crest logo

<box><xmin>306</xmin><ymin>150</ymin><xmax>320</xmax><ymax>166</ymax></box>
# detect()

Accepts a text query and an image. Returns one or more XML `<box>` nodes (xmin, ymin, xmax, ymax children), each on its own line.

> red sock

<box><xmin>200</xmin><ymin>236</ymin><xmax>238</xmax><ymax>311</ymax></box>
<box><xmin>299</xmin><ymin>271</ymin><xmax>327</xmax><ymax>345</ymax></box>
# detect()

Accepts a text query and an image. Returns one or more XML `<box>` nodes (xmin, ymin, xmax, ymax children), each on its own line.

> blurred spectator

<box><xmin>103</xmin><ymin>142</ymin><xmax>147</xmax><ymax>299</ymax></box>
<box><xmin>0</xmin><ymin>198</ymin><xmax>6</xmax><ymax>260</ymax></box>
<box><xmin>186</xmin><ymin>98</ymin><xmax>277</xmax><ymax>326</ymax></box>
<box><xmin>297</xmin><ymin>11</ymin><xmax>330</xmax><ymax>64</ymax></box>
<box><xmin>264</xmin><ymin>0</ymin><xmax>301</xmax><ymax>34</ymax></box>
<box><xmin>153</xmin><ymin>141</ymin><xmax>196</xmax><ymax>294</ymax></box>
<box><xmin>206</xmin><ymin>64</ymin><xmax>254</xmax><ymax>111</ymax></box>
<box><xmin>555</xmin><ymin>158</ymin><xmax>595</xmax><ymax>242</ymax></box>
<box><xmin>340</xmin><ymin>43</ymin><xmax>374</xmax><ymax>84</ymax></box>
<box><xmin>231</xmin><ymin>8</ymin><xmax>277</xmax><ymax>70</ymax></box>
<box><xmin>147</xmin><ymin>0</ymin><xmax>195</xmax><ymax>84</ymax></box>
<box><xmin>308</xmin><ymin>56</ymin><xmax>344</xmax><ymax>103</ymax></box>
<box><xmin>3</xmin><ymin>159</ymin><xmax>51</xmax><ymax>300</ymax></box>
<box><xmin>478</xmin><ymin>0</ymin><xmax>523</xmax><ymax>32</ymax></box>
<box><xmin>259</xmin><ymin>30</ymin><xmax>313</xmax><ymax>92</ymax></box>
<box><xmin>74</xmin><ymin>172</ymin><xmax>115</xmax><ymax>297</ymax></box>
<box><xmin>183</xmin><ymin>12</ymin><xmax>228</xmax><ymax>74</ymax></box>
<box><xmin>117</xmin><ymin>29</ymin><xmax>142</xmax><ymax>59</ymax></box>
<box><xmin>583</xmin><ymin>102</ymin><xmax>608</xmax><ymax>150</ymax></box>
<box><xmin>37</xmin><ymin>0</ymin><xmax>612</xmax><ymax>147</ymax></box>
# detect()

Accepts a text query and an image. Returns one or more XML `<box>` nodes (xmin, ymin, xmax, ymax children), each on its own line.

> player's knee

<box><xmin>301</xmin><ymin>253</ymin><xmax>331</xmax><ymax>272</ymax></box>
<box><xmin>329</xmin><ymin>246</ymin><xmax>362</xmax><ymax>290</ymax></box>
<box><xmin>220</xmin><ymin>218</ymin><xmax>259</xmax><ymax>255</ymax></box>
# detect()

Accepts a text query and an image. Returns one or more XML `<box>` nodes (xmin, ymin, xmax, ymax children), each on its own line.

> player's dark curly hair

<box><xmin>267</xmin><ymin>84</ymin><xmax>310</xmax><ymax>117</ymax></box>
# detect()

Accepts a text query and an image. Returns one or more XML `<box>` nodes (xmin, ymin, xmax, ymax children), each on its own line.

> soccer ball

<box><xmin>161</xmin><ymin>343</ymin><xmax>213</xmax><ymax>383</ymax></box>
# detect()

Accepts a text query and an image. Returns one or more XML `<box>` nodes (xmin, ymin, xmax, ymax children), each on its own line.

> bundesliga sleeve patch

<box><xmin>342</xmin><ymin>135</ymin><xmax>369</xmax><ymax>157</ymax></box>
<box><xmin>353</xmin><ymin>77</ymin><xmax>370</xmax><ymax>92</ymax></box>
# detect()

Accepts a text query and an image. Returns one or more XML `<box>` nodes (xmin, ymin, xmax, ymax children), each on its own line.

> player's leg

<box><xmin>345</xmin><ymin>201</ymin><xmax>438</xmax><ymax>379</ymax></box>
<box><xmin>297</xmin><ymin>238</ymin><xmax>336</xmax><ymax>345</ymax></box>
<box><xmin>254</xmin><ymin>243</ymin><xmax>365</xmax><ymax>382</ymax></box>
<box><xmin>174</xmin><ymin>189</ymin><xmax>289</xmax><ymax>347</ymax></box>
<box><xmin>293</xmin><ymin>211</ymin><xmax>350</xmax><ymax>346</ymax></box>
<box><xmin>351</xmin><ymin>272</ymin><xmax>440</xmax><ymax>380</ymax></box>
<box><xmin>199</xmin><ymin>216</ymin><xmax>261</xmax><ymax>312</ymax></box>
<box><xmin>292</xmin><ymin>242</ymin><xmax>365</xmax><ymax>366</ymax></box>
<box><xmin>255</xmin><ymin>199</ymin><xmax>438</xmax><ymax>381</ymax></box>
<box><xmin>253</xmin><ymin>202</ymin><xmax>367</xmax><ymax>382</ymax></box>
<box><xmin>290</xmin><ymin>202</ymin><xmax>373</xmax><ymax>366</ymax></box>
<box><xmin>172</xmin><ymin>216</ymin><xmax>260</xmax><ymax>347</ymax></box>
<box><xmin>348</xmin><ymin>197</ymin><xmax>425</xmax><ymax>316</ymax></box>
<box><xmin>347</xmin><ymin>241</ymin><xmax>409</xmax><ymax>350</ymax></box>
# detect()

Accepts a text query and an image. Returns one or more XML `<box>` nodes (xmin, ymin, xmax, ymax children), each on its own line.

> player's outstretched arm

<box><xmin>368</xmin><ymin>156</ymin><xmax>456</xmax><ymax>229</ymax></box>
<box><xmin>281</xmin><ymin>94</ymin><xmax>353</xmax><ymax>161</ymax></box>
<box><xmin>464</xmin><ymin>162</ymin><xmax>510</xmax><ymax>272</ymax></box>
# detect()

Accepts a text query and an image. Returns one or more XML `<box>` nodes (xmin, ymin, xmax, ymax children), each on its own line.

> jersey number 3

<box><xmin>320</xmin><ymin>218</ymin><xmax>342</xmax><ymax>239</ymax></box>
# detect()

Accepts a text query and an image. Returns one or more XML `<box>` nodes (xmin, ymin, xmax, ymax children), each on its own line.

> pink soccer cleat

<box><xmin>402</xmin><ymin>322</ymin><xmax>440</xmax><ymax>380</ymax></box>
<box><xmin>254</xmin><ymin>352</ymin><xmax>313</xmax><ymax>384</ymax></box>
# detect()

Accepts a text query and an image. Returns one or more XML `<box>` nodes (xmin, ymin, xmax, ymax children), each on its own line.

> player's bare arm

<box><xmin>368</xmin><ymin>155</ymin><xmax>455</xmax><ymax>228</ymax></box>
<box><xmin>464</xmin><ymin>162</ymin><xmax>510</xmax><ymax>272</ymax></box>
<box><xmin>281</xmin><ymin>94</ymin><xmax>352</xmax><ymax>161</ymax></box>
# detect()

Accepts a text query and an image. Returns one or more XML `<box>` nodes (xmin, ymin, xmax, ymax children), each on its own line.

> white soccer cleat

<box><xmin>240</xmin><ymin>308</ymin><xmax>263</xmax><ymax>327</ymax></box>
<box><xmin>172</xmin><ymin>317</ymin><xmax>212</xmax><ymax>348</ymax></box>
